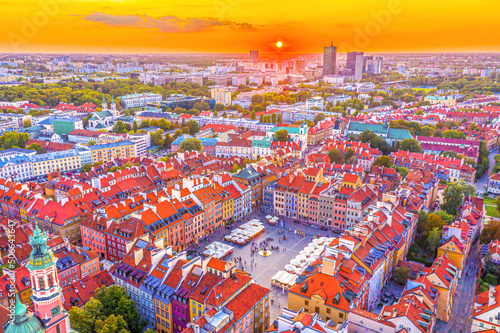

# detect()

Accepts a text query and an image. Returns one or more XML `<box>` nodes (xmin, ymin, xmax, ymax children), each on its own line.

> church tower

<box><xmin>26</xmin><ymin>225</ymin><xmax>71</xmax><ymax>333</ymax></box>
<box><xmin>102</xmin><ymin>95</ymin><xmax>107</xmax><ymax>110</ymax></box>
<box><xmin>111</xmin><ymin>95</ymin><xmax>117</xmax><ymax>116</ymax></box>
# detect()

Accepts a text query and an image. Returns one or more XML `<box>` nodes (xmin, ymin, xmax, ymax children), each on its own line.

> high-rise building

<box><xmin>295</xmin><ymin>59</ymin><xmax>306</xmax><ymax>74</ymax></box>
<box><xmin>211</xmin><ymin>87</ymin><xmax>232</xmax><ymax>106</ymax></box>
<box><xmin>364</xmin><ymin>55</ymin><xmax>383</xmax><ymax>74</ymax></box>
<box><xmin>353</xmin><ymin>54</ymin><xmax>364</xmax><ymax>82</ymax></box>
<box><xmin>322</xmin><ymin>43</ymin><xmax>337</xmax><ymax>76</ymax></box>
<box><xmin>250</xmin><ymin>50</ymin><xmax>259</xmax><ymax>63</ymax></box>
<box><xmin>346</xmin><ymin>51</ymin><xmax>364</xmax><ymax>70</ymax></box>
<box><xmin>373</xmin><ymin>56</ymin><xmax>383</xmax><ymax>74</ymax></box>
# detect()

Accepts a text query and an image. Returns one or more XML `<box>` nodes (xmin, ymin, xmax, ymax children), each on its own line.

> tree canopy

<box><xmin>69</xmin><ymin>285</ymin><xmax>145</xmax><ymax>333</ymax></box>
<box><xmin>180</xmin><ymin>138</ymin><xmax>203</xmax><ymax>152</ymax></box>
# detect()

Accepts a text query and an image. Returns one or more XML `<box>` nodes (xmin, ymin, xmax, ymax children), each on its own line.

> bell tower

<box><xmin>26</xmin><ymin>225</ymin><xmax>71</xmax><ymax>333</ymax></box>
<box><xmin>102</xmin><ymin>95</ymin><xmax>107</xmax><ymax>110</ymax></box>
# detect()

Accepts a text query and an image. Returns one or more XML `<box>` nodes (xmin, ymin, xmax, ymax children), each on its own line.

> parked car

<box><xmin>320</xmin><ymin>226</ymin><xmax>328</xmax><ymax>231</ymax></box>
<box><xmin>310</xmin><ymin>224</ymin><xmax>319</xmax><ymax>229</ymax></box>
<box><xmin>293</xmin><ymin>220</ymin><xmax>301</xmax><ymax>224</ymax></box>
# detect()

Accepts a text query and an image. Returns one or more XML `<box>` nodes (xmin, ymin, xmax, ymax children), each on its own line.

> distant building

<box><xmin>211</xmin><ymin>87</ymin><xmax>232</xmax><ymax>106</ymax></box>
<box><xmin>250</xmin><ymin>50</ymin><xmax>259</xmax><ymax>63</ymax></box>
<box><xmin>120</xmin><ymin>93</ymin><xmax>163</xmax><ymax>109</ymax></box>
<box><xmin>323</xmin><ymin>43</ymin><xmax>337</xmax><ymax>76</ymax></box>
<box><xmin>52</xmin><ymin>117</ymin><xmax>83</xmax><ymax>137</ymax></box>
<box><xmin>306</xmin><ymin>96</ymin><xmax>324</xmax><ymax>110</ymax></box>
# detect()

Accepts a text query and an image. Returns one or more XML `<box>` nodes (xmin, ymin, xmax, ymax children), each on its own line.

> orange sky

<box><xmin>1</xmin><ymin>0</ymin><xmax>499</xmax><ymax>54</ymax></box>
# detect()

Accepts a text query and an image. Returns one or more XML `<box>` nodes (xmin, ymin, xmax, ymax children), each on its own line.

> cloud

<box><xmin>83</xmin><ymin>12</ymin><xmax>257</xmax><ymax>32</ymax></box>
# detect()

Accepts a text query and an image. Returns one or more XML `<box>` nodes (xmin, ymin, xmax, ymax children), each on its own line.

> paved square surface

<box><xmin>195</xmin><ymin>209</ymin><xmax>335</xmax><ymax>321</ymax></box>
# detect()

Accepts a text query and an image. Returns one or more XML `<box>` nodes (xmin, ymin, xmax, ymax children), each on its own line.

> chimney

<box><xmin>134</xmin><ymin>248</ymin><xmax>144</xmax><ymax>266</ymax></box>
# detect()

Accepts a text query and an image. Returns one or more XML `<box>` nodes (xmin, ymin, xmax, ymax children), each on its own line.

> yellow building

<box><xmin>422</xmin><ymin>254</ymin><xmax>459</xmax><ymax>322</ymax></box>
<box><xmin>288</xmin><ymin>273</ymin><xmax>350</xmax><ymax>326</ymax></box>
<box><xmin>155</xmin><ymin>297</ymin><xmax>172</xmax><ymax>333</ymax></box>
<box><xmin>90</xmin><ymin>140</ymin><xmax>135</xmax><ymax>164</ymax></box>
<box><xmin>214</xmin><ymin>183</ymin><xmax>233</xmax><ymax>222</ymax></box>
<box><xmin>437</xmin><ymin>236</ymin><xmax>465</xmax><ymax>278</ymax></box>
<box><xmin>31</xmin><ymin>150</ymin><xmax>82</xmax><ymax>177</ymax></box>
<box><xmin>341</xmin><ymin>173</ymin><xmax>362</xmax><ymax>190</ymax></box>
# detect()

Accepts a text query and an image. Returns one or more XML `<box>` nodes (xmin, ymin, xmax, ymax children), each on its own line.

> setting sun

<box><xmin>276</xmin><ymin>41</ymin><xmax>283</xmax><ymax>48</ymax></box>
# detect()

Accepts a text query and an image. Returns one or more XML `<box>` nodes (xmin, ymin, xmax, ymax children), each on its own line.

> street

<box><xmin>434</xmin><ymin>240</ymin><xmax>480</xmax><ymax>333</ymax></box>
<box><xmin>476</xmin><ymin>149</ymin><xmax>497</xmax><ymax>194</ymax></box>
<box><xmin>195</xmin><ymin>208</ymin><xmax>335</xmax><ymax>320</ymax></box>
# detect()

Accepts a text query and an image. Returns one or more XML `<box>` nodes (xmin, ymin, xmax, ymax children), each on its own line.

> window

<box><xmin>48</xmin><ymin>274</ymin><xmax>54</xmax><ymax>288</ymax></box>
<box><xmin>315</xmin><ymin>307</ymin><xmax>319</xmax><ymax>313</ymax></box>
<box><xmin>51</xmin><ymin>306</ymin><xmax>60</xmax><ymax>317</ymax></box>
<box><xmin>38</xmin><ymin>277</ymin><xmax>45</xmax><ymax>289</ymax></box>
<box><xmin>339</xmin><ymin>313</ymin><xmax>344</xmax><ymax>319</ymax></box>
<box><xmin>326</xmin><ymin>308</ymin><xmax>331</xmax><ymax>314</ymax></box>
<box><xmin>304</xmin><ymin>300</ymin><xmax>309</xmax><ymax>306</ymax></box>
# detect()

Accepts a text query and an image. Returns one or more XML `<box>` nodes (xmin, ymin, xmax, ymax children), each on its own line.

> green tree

<box><xmin>372</xmin><ymin>156</ymin><xmax>392</xmax><ymax>168</ymax></box>
<box><xmin>259</xmin><ymin>114</ymin><xmax>264</xmax><ymax>122</ymax></box>
<box><xmin>441</xmin><ymin>181</ymin><xmax>476</xmax><ymax>216</ymax></box>
<box><xmin>26</xmin><ymin>143</ymin><xmax>46</xmax><ymax>154</ymax></box>
<box><xmin>139</xmin><ymin>120</ymin><xmax>150</xmax><ymax>129</ymax></box>
<box><xmin>399</xmin><ymin>139</ymin><xmax>423</xmax><ymax>153</ymax></box>
<box><xmin>442</xmin><ymin>130</ymin><xmax>466</xmax><ymax>140</ymax></box>
<box><xmin>180</xmin><ymin>138</ymin><xmax>203</xmax><ymax>152</ymax></box>
<box><xmin>214</xmin><ymin>103</ymin><xmax>225</xmax><ymax>112</ymax></box>
<box><xmin>173</xmin><ymin>129</ymin><xmax>183</xmax><ymax>139</ymax></box>
<box><xmin>164</xmin><ymin>134</ymin><xmax>174</xmax><ymax>147</ymax></box>
<box><xmin>23</xmin><ymin>119</ymin><xmax>32</xmax><ymax>128</ymax></box>
<box><xmin>313</xmin><ymin>113</ymin><xmax>326</xmax><ymax>123</ymax></box>
<box><xmin>327</xmin><ymin>149</ymin><xmax>343</xmax><ymax>164</ymax></box>
<box><xmin>223</xmin><ymin>112</ymin><xmax>227</xmax><ymax>118</ymax></box>
<box><xmin>484</xmin><ymin>273</ymin><xmax>498</xmax><ymax>286</ymax></box>
<box><xmin>158</xmin><ymin>119</ymin><xmax>170</xmax><ymax>131</ymax></box>
<box><xmin>186</xmin><ymin>120</ymin><xmax>200</xmax><ymax>135</ymax></box>
<box><xmin>94</xmin><ymin>285</ymin><xmax>146</xmax><ymax>333</ymax></box>
<box><xmin>271</xmin><ymin>113</ymin><xmax>277</xmax><ymax>123</ymax></box>
<box><xmin>277</xmin><ymin>114</ymin><xmax>282</xmax><ymax>123</ymax></box>
<box><xmin>69</xmin><ymin>297</ymin><xmax>104</xmax><ymax>333</ymax></box>
<box><xmin>113</xmin><ymin>121</ymin><xmax>127</xmax><ymax>134</ymax></box>
<box><xmin>480</xmin><ymin>220</ymin><xmax>500</xmax><ymax>244</ymax></box>
<box><xmin>275</xmin><ymin>129</ymin><xmax>288</xmax><ymax>142</ymax></box>
<box><xmin>250</xmin><ymin>110</ymin><xmax>256</xmax><ymax>120</ymax></box>
<box><xmin>88</xmin><ymin>141</ymin><xmax>96</xmax><ymax>146</ymax></box>
<box><xmin>81</xmin><ymin>164</ymin><xmax>92</xmax><ymax>173</ymax></box>
<box><xmin>396</xmin><ymin>166</ymin><xmax>409</xmax><ymax>180</ymax></box>
<box><xmin>394</xmin><ymin>267</ymin><xmax>410</xmax><ymax>286</ymax></box>
<box><xmin>213</xmin><ymin>110</ymin><xmax>218</xmax><ymax>117</ymax></box>
<box><xmin>427</xmin><ymin>227</ymin><xmax>441</xmax><ymax>256</ymax></box>
<box><xmin>133</xmin><ymin>120</ymin><xmax>138</xmax><ymax>133</ymax></box>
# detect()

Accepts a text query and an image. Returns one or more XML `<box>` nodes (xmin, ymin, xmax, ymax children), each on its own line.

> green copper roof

<box><xmin>387</xmin><ymin>128</ymin><xmax>413</xmax><ymax>140</ymax></box>
<box><xmin>26</xmin><ymin>225</ymin><xmax>56</xmax><ymax>271</ymax></box>
<box><xmin>252</xmin><ymin>137</ymin><xmax>272</xmax><ymax>148</ymax></box>
<box><xmin>5</xmin><ymin>295</ymin><xmax>42</xmax><ymax>333</ymax></box>
<box><xmin>13</xmin><ymin>295</ymin><xmax>26</xmax><ymax>316</ymax></box>
<box><xmin>348</xmin><ymin>122</ymin><xmax>387</xmax><ymax>134</ymax></box>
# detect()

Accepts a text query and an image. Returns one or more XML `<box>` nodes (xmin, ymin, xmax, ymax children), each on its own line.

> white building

<box><xmin>120</xmin><ymin>93</ymin><xmax>163</xmax><ymax>109</ymax></box>
<box><xmin>0</xmin><ymin>155</ymin><xmax>34</xmax><ymax>181</ymax></box>
<box><xmin>129</xmin><ymin>133</ymin><xmax>150</xmax><ymax>156</ymax></box>
<box><xmin>0</xmin><ymin>100</ymin><xmax>29</xmax><ymax>108</ymax></box>
<box><xmin>306</xmin><ymin>96</ymin><xmax>324</xmax><ymax>110</ymax></box>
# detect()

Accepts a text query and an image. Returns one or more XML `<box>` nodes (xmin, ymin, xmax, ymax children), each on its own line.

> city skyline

<box><xmin>2</xmin><ymin>0</ymin><xmax>500</xmax><ymax>54</ymax></box>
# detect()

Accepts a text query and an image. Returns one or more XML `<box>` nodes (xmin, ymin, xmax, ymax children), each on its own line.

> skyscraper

<box><xmin>322</xmin><ymin>43</ymin><xmax>337</xmax><ymax>76</ymax></box>
<box><xmin>353</xmin><ymin>54</ymin><xmax>364</xmax><ymax>82</ymax></box>
<box><xmin>250</xmin><ymin>50</ymin><xmax>259</xmax><ymax>63</ymax></box>
<box><xmin>346</xmin><ymin>51</ymin><xmax>364</xmax><ymax>70</ymax></box>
